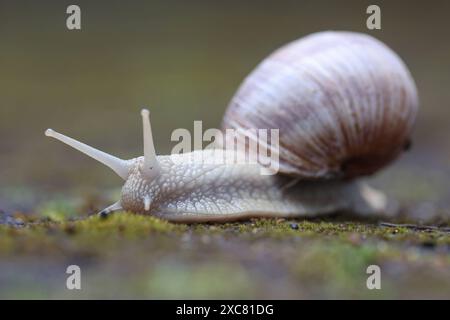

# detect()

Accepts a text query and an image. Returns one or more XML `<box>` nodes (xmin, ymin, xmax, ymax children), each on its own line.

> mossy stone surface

<box><xmin>0</xmin><ymin>211</ymin><xmax>449</xmax><ymax>299</ymax></box>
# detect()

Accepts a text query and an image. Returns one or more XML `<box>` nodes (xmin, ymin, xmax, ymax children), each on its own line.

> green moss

<box><xmin>0</xmin><ymin>211</ymin><xmax>449</xmax><ymax>299</ymax></box>
<box><xmin>38</xmin><ymin>199</ymin><xmax>78</xmax><ymax>222</ymax></box>
<box><xmin>72</xmin><ymin>213</ymin><xmax>186</xmax><ymax>235</ymax></box>
<box><xmin>192</xmin><ymin>218</ymin><xmax>450</xmax><ymax>247</ymax></box>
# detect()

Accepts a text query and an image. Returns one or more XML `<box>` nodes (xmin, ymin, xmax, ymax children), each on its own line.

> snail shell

<box><xmin>222</xmin><ymin>31</ymin><xmax>419</xmax><ymax>180</ymax></box>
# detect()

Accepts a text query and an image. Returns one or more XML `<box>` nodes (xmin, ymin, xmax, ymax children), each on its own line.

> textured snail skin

<box><xmin>120</xmin><ymin>152</ymin><xmax>388</xmax><ymax>222</ymax></box>
<box><xmin>45</xmin><ymin>31</ymin><xmax>417</xmax><ymax>222</ymax></box>
<box><xmin>223</xmin><ymin>31</ymin><xmax>419</xmax><ymax>179</ymax></box>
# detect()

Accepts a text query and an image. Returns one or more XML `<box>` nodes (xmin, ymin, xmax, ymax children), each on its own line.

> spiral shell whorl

<box><xmin>222</xmin><ymin>31</ymin><xmax>419</xmax><ymax>180</ymax></box>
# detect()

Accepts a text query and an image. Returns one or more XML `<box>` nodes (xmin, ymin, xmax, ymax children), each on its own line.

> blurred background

<box><xmin>0</xmin><ymin>0</ymin><xmax>450</xmax><ymax>216</ymax></box>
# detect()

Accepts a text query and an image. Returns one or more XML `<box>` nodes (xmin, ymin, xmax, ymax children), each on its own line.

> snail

<box><xmin>45</xmin><ymin>31</ymin><xmax>418</xmax><ymax>222</ymax></box>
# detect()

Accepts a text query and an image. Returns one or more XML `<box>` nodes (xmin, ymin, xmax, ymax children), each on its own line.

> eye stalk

<box><xmin>141</xmin><ymin>108</ymin><xmax>161</xmax><ymax>180</ymax></box>
<box><xmin>45</xmin><ymin>109</ymin><xmax>162</xmax><ymax>217</ymax></box>
<box><xmin>44</xmin><ymin>128</ymin><xmax>130</xmax><ymax>180</ymax></box>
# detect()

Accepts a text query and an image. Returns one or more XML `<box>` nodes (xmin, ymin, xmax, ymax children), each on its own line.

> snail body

<box><xmin>45</xmin><ymin>31</ymin><xmax>418</xmax><ymax>222</ymax></box>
